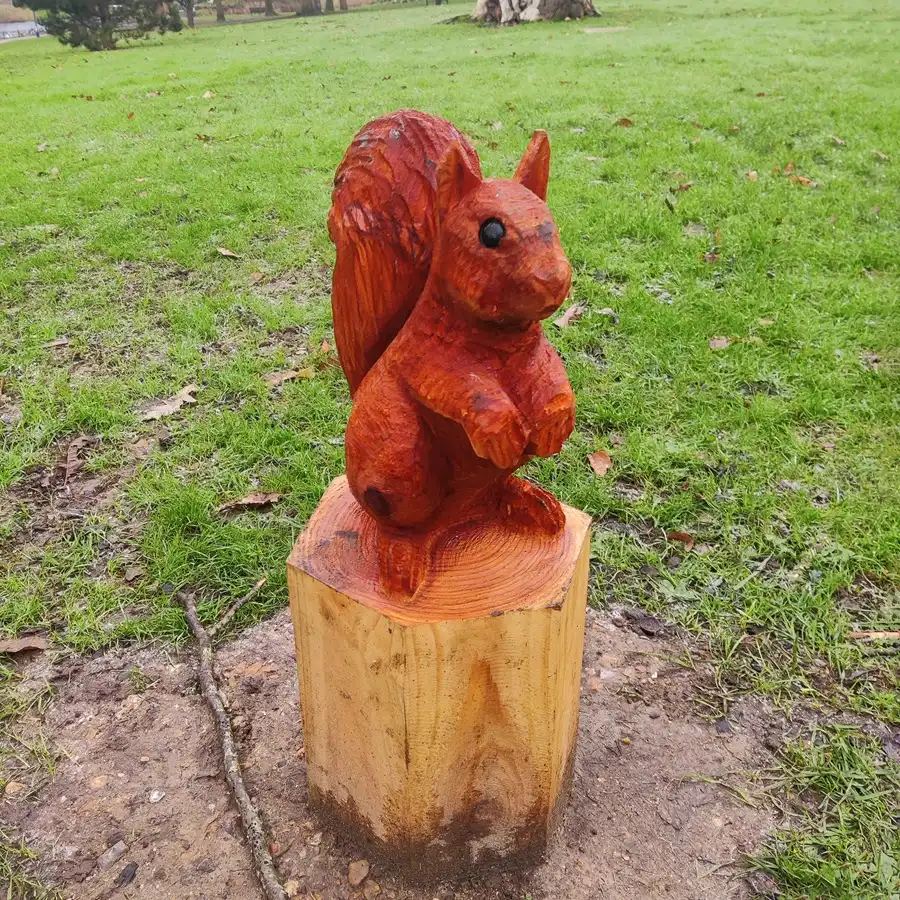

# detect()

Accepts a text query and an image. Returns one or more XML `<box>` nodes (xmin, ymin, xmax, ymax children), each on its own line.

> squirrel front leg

<box><xmin>522</xmin><ymin>337</ymin><xmax>576</xmax><ymax>458</ymax></box>
<box><xmin>404</xmin><ymin>360</ymin><xmax>529</xmax><ymax>470</ymax></box>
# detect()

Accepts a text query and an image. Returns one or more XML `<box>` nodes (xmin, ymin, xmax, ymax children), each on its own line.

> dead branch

<box><xmin>178</xmin><ymin>590</ymin><xmax>286</xmax><ymax>900</ymax></box>
<box><xmin>210</xmin><ymin>577</ymin><xmax>267</xmax><ymax>640</ymax></box>
<box><xmin>848</xmin><ymin>630</ymin><xmax>900</xmax><ymax>642</ymax></box>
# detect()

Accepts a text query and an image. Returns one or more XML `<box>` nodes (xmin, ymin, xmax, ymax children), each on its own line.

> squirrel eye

<box><xmin>479</xmin><ymin>218</ymin><xmax>506</xmax><ymax>249</ymax></box>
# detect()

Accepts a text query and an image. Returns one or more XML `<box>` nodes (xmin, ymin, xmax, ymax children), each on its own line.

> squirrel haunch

<box><xmin>329</xmin><ymin>110</ymin><xmax>575</xmax><ymax>590</ymax></box>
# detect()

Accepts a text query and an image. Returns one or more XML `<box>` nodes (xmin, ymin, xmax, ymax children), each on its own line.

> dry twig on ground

<box><xmin>178</xmin><ymin>587</ymin><xmax>286</xmax><ymax>900</ymax></box>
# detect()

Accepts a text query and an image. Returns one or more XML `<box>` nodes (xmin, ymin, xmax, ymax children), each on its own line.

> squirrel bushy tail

<box><xmin>328</xmin><ymin>110</ymin><xmax>481</xmax><ymax>395</ymax></box>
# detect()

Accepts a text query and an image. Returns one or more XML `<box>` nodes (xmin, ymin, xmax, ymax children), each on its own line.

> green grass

<box><xmin>0</xmin><ymin>0</ymin><xmax>898</xmax><ymax>893</ymax></box>
<box><xmin>752</xmin><ymin>725</ymin><xmax>900</xmax><ymax>899</ymax></box>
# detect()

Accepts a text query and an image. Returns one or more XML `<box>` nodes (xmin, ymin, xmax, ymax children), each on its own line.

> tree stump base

<box><xmin>287</xmin><ymin>476</ymin><xmax>591</xmax><ymax>876</ymax></box>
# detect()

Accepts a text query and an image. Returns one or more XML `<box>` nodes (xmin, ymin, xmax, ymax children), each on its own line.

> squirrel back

<box><xmin>328</xmin><ymin>110</ymin><xmax>481</xmax><ymax>395</ymax></box>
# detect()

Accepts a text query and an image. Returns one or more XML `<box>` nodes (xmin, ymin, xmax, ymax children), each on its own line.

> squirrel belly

<box><xmin>345</xmin><ymin>282</ymin><xmax>575</xmax><ymax>533</ymax></box>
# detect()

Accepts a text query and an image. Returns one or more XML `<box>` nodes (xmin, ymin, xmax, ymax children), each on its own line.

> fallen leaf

<box><xmin>250</xmin><ymin>271</ymin><xmax>264</xmax><ymax>283</ymax></box>
<box><xmin>320</xmin><ymin>339</ymin><xmax>332</xmax><ymax>354</ymax></box>
<box><xmin>553</xmin><ymin>303</ymin><xmax>586</xmax><ymax>328</ymax></box>
<box><xmin>666</xmin><ymin>530</ymin><xmax>695</xmax><ymax>553</ymax></box>
<box><xmin>196</xmin><ymin>133</ymin><xmax>213</xmax><ymax>142</ymax></box>
<box><xmin>783</xmin><ymin>161</ymin><xmax>796</xmax><ymax>174</ymax></box>
<box><xmin>146</xmin><ymin>91</ymin><xmax>162</xmax><ymax>97</ymax></box>
<box><xmin>135</xmin><ymin>177</ymin><xmax>147</xmax><ymax>183</ymax></box>
<box><xmin>202</xmin><ymin>90</ymin><xmax>216</xmax><ymax>99</ymax></box>
<box><xmin>873</xmin><ymin>150</ymin><xmax>889</xmax><ymax>161</ymax></box>
<box><xmin>675</xmin><ymin>182</ymin><xmax>693</xmax><ymax>191</ymax></box>
<box><xmin>728</xmin><ymin>125</ymin><xmax>740</xmax><ymax>133</ymax></box>
<box><xmin>217</xmin><ymin>247</ymin><xmax>239</xmax><ymax>258</ymax></box>
<box><xmin>216</xmin><ymin>491</ymin><xmax>282</xmax><ymax>514</ymax></box>
<box><xmin>124</xmin><ymin>566</ymin><xmax>143</xmax><ymax>583</ymax></box>
<box><xmin>138</xmin><ymin>384</ymin><xmax>198</xmax><ymax>421</ymax></box>
<box><xmin>61</xmin><ymin>434</ymin><xmax>94</xmax><ymax>480</ymax></box>
<box><xmin>614</xmin><ymin>117</ymin><xmax>633</xmax><ymax>127</ymax></box>
<box><xmin>263</xmin><ymin>368</ymin><xmax>314</xmax><ymax>387</ymax></box>
<box><xmin>43</xmin><ymin>337</ymin><xmax>69</xmax><ymax>349</ymax></box>
<box><xmin>37</xmin><ymin>142</ymin><xmax>49</xmax><ymax>152</ymax></box>
<box><xmin>702</xmin><ymin>251</ymin><xmax>719</xmax><ymax>264</ymax></box>
<box><xmin>755</xmin><ymin>91</ymin><xmax>766</xmax><ymax>97</ymax></box>
<box><xmin>0</xmin><ymin>636</ymin><xmax>50</xmax><ymax>655</ymax></box>
<box><xmin>758</xmin><ymin>317</ymin><xmax>775</xmax><ymax>326</ymax></box>
<box><xmin>709</xmin><ymin>336</ymin><xmax>731</xmax><ymax>350</ymax></box>
<box><xmin>587</xmin><ymin>450</ymin><xmax>612</xmax><ymax>477</ymax></box>
<box><xmin>127</xmin><ymin>111</ymin><xmax>135</xmax><ymax>120</ymax></box>
<box><xmin>747</xmin><ymin>170</ymin><xmax>758</xmax><ymax>182</ymax></box>
<box><xmin>85</xmin><ymin>95</ymin><xmax>94</xmax><ymax>101</ymax></box>
<box><xmin>586</xmin><ymin>675</ymin><xmax>604</xmax><ymax>692</ymax></box>
<box><xmin>831</xmin><ymin>135</ymin><xmax>845</xmax><ymax>146</ymax></box>
<box><xmin>789</xmin><ymin>175</ymin><xmax>819</xmax><ymax>187</ymax></box>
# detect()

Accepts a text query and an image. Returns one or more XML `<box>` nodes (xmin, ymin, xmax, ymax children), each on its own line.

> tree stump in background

<box><xmin>471</xmin><ymin>0</ymin><xmax>598</xmax><ymax>24</ymax></box>
<box><xmin>288</xmin><ymin>477</ymin><xmax>591</xmax><ymax>875</ymax></box>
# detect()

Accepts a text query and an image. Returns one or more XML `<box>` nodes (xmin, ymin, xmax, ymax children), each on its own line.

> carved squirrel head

<box><xmin>433</xmin><ymin>132</ymin><xmax>572</xmax><ymax>327</ymax></box>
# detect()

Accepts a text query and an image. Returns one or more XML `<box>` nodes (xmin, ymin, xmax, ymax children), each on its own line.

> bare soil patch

<box><xmin>0</xmin><ymin>432</ymin><xmax>160</xmax><ymax>569</ymax></box>
<box><xmin>3</xmin><ymin>609</ymin><xmax>776</xmax><ymax>899</ymax></box>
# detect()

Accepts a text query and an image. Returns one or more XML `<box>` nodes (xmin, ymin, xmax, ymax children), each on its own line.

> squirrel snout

<box><xmin>529</xmin><ymin>260</ymin><xmax>572</xmax><ymax>316</ymax></box>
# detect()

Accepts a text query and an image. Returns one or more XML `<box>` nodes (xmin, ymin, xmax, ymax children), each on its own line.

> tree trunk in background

<box><xmin>185</xmin><ymin>0</ymin><xmax>195</xmax><ymax>26</ymax></box>
<box><xmin>339</xmin><ymin>0</ymin><xmax>347</xmax><ymax>9</ymax></box>
<box><xmin>298</xmin><ymin>0</ymin><xmax>320</xmax><ymax>12</ymax></box>
<box><xmin>214</xmin><ymin>0</ymin><xmax>225</xmax><ymax>21</ymax></box>
<box><xmin>472</xmin><ymin>0</ymin><xmax>597</xmax><ymax>23</ymax></box>
<box><xmin>325</xmin><ymin>0</ymin><xmax>334</xmax><ymax>11</ymax></box>
<box><xmin>265</xmin><ymin>0</ymin><xmax>275</xmax><ymax>14</ymax></box>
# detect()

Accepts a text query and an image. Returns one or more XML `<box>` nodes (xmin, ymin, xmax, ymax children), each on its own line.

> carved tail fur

<box><xmin>327</xmin><ymin>110</ymin><xmax>481</xmax><ymax>395</ymax></box>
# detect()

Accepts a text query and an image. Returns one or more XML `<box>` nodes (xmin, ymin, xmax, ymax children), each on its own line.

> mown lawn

<box><xmin>1</xmin><ymin>0</ymin><xmax>898</xmax><ymax>895</ymax></box>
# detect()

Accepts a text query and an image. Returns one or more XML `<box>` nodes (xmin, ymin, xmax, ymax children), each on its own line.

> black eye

<box><xmin>479</xmin><ymin>218</ymin><xmax>506</xmax><ymax>249</ymax></box>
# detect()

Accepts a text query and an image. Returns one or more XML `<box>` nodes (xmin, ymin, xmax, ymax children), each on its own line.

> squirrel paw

<box><xmin>377</xmin><ymin>530</ymin><xmax>427</xmax><ymax>598</ymax></box>
<box><xmin>468</xmin><ymin>405</ymin><xmax>529</xmax><ymax>470</ymax></box>
<box><xmin>526</xmin><ymin>394</ymin><xmax>576</xmax><ymax>458</ymax></box>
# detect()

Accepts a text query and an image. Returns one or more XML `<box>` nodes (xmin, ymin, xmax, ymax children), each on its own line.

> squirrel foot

<box><xmin>376</xmin><ymin>529</ymin><xmax>428</xmax><ymax>598</ymax></box>
<box><xmin>498</xmin><ymin>477</ymin><xmax>565</xmax><ymax>535</ymax></box>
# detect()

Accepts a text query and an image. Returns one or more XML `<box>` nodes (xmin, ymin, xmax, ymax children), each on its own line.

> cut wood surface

<box><xmin>288</xmin><ymin>476</ymin><xmax>589</xmax><ymax>625</ymax></box>
<box><xmin>288</xmin><ymin>486</ymin><xmax>591</xmax><ymax>873</ymax></box>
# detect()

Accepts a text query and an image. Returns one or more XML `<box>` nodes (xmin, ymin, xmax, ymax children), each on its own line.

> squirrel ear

<box><xmin>436</xmin><ymin>142</ymin><xmax>482</xmax><ymax>223</ymax></box>
<box><xmin>514</xmin><ymin>130</ymin><xmax>551</xmax><ymax>201</ymax></box>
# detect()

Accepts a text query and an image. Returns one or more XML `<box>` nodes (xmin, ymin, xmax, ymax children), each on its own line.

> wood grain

<box><xmin>288</xmin><ymin>483</ymin><xmax>591</xmax><ymax>874</ymax></box>
<box><xmin>329</xmin><ymin>110</ymin><xmax>575</xmax><ymax>595</ymax></box>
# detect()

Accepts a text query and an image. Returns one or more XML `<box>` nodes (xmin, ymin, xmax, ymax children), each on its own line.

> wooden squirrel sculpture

<box><xmin>328</xmin><ymin>110</ymin><xmax>576</xmax><ymax>595</ymax></box>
